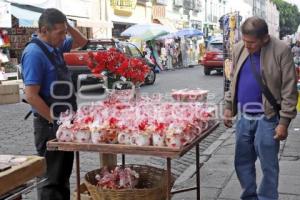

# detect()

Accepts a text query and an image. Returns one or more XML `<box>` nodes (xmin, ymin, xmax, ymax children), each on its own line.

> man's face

<box><xmin>45</xmin><ymin>23</ymin><xmax>67</xmax><ymax>48</ymax></box>
<box><xmin>242</xmin><ymin>34</ymin><xmax>267</xmax><ymax>54</ymax></box>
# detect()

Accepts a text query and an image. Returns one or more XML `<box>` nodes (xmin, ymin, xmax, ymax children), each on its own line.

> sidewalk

<box><xmin>173</xmin><ymin>114</ymin><xmax>300</xmax><ymax>200</ymax></box>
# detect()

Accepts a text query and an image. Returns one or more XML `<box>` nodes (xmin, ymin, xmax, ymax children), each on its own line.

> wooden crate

<box><xmin>0</xmin><ymin>156</ymin><xmax>46</xmax><ymax>196</ymax></box>
<box><xmin>0</xmin><ymin>84</ymin><xmax>20</xmax><ymax>105</ymax></box>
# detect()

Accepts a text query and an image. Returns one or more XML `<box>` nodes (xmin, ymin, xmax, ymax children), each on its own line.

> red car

<box><xmin>201</xmin><ymin>40</ymin><xmax>224</xmax><ymax>75</ymax></box>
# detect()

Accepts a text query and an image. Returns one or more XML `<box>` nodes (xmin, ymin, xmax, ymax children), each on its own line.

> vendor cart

<box><xmin>47</xmin><ymin>122</ymin><xmax>219</xmax><ymax>200</ymax></box>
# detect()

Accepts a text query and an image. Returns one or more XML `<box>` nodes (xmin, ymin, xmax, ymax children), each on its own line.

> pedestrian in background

<box><xmin>166</xmin><ymin>44</ymin><xmax>174</xmax><ymax>70</ymax></box>
<box><xmin>224</xmin><ymin>16</ymin><xmax>297</xmax><ymax>200</ymax></box>
<box><xmin>292</xmin><ymin>41</ymin><xmax>300</xmax><ymax>65</ymax></box>
<box><xmin>21</xmin><ymin>8</ymin><xmax>87</xmax><ymax>200</ymax></box>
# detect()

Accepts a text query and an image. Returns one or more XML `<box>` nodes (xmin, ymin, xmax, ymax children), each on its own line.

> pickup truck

<box><xmin>63</xmin><ymin>39</ymin><xmax>156</xmax><ymax>91</ymax></box>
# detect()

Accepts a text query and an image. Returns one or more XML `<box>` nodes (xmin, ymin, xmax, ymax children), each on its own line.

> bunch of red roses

<box><xmin>87</xmin><ymin>48</ymin><xmax>149</xmax><ymax>85</ymax></box>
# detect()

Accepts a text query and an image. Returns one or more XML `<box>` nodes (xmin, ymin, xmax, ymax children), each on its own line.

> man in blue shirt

<box><xmin>22</xmin><ymin>8</ymin><xmax>87</xmax><ymax>200</ymax></box>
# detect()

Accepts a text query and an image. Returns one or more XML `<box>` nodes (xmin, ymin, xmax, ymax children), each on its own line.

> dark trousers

<box><xmin>33</xmin><ymin>115</ymin><xmax>74</xmax><ymax>200</ymax></box>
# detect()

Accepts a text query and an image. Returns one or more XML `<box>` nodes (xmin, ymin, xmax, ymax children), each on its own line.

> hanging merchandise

<box><xmin>220</xmin><ymin>12</ymin><xmax>242</xmax><ymax>93</ymax></box>
<box><xmin>0</xmin><ymin>29</ymin><xmax>10</xmax><ymax>47</ymax></box>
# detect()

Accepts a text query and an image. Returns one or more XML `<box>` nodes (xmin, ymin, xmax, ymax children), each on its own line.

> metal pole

<box><xmin>196</xmin><ymin>144</ymin><xmax>200</xmax><ymax>200</ymax></box>
<box><xmin>122</xmin><ymin>154</ymin><xmax>125</xmax><ymax>168</ymax></box>
<box><xmin>166</xmin><ymin>158</ymin><xmax>172</xmax><ymax>200</ymax></box>
<box><xmin>76</xmin><ymin>152</ymin><xmax>81</xmax><ymax>200</ymax></box>
<box><xmin>253</xmin><ymin>0</ymin><xmax>255</xmax><ymax>15</ymax></box>
<box><xmin>205</xmin><ymin>0</ymin><xmax>207</xmax><ymax>22</ymax></box>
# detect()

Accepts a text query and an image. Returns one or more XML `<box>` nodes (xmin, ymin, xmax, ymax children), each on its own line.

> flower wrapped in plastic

<box><xmin>95</xmin><ymin>166</ymin><xmax>139</xmax><ymax>189</ymax></box>
<box><xmin>130</xmin><ymin>119</ymin><xmax>152</xmax><ymax>146</ymax></box>
<box><xmin>152</xmin><ymin>121</ymin><xmax>167</xmax><ymax>147</ymax></box>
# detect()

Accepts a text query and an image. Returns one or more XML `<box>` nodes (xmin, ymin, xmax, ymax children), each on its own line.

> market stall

<box><xmin>48</xmin><ymin>123</ymin><xmax>219</xmax><ymax>200</ymax></box>
<box><xmin>220</xmin><ymin>12</ymin><xmax>242</xmax><ymax>93</ymax></box>
<box><xmin>46</xmin><ymin>88</ymin><xmax>219</xmax><ymax>200</ymax></box>
<box><xmin>0</xmin><ymin>155</ymin><xmax>45</xmax><ymax>199</ymax></box>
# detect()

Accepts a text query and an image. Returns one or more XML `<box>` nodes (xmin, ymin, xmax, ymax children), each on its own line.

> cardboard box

<box><xmin>0</xmin><ymin>84</ymin><xmax>20</xmax><ymax>105</ymax></box>
<box><xmin>0</xmin><ymin>155</ymin><xmax>46</xmax><ymax>196</ymax></box>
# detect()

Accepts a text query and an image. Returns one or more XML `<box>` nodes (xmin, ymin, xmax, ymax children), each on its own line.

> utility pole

<box><xmin>210</xmin><ymin>0</ymin><xmax>213</xmax><ymax>22</ymax></box>
<box><xmin>205</xmin><ymin>0</ymin><xmax>208</xmax><ymax>22</ymax></box>
<box><xmin>252</xmin><ymin>0</ymin><xmax>255</xmax><ymax>16</ymax></box>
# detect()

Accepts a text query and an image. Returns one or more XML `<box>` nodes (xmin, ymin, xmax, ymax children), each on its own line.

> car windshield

<box><xmin>207</xmin><ymin>42</ymin><xmax>223</xmax><ymax>52</ymax></box>
<box><xmin>118</xmin><ymin>42</ymin><xmax>142</xmax><ymax>58</ymax></box>
<box><xmin>118</xmin><ymin>43</ymin><xmax>131</xmax><ymax>57</ymax></box>
<box><xmin>127</xmin><ymin>43</ymin><xmax>142</xmax><ymax>58</ymax></box>
<box><xmin>82</xmin><ymin>42</ymin><xmax>114</xmax><ymax>51</ymax></box>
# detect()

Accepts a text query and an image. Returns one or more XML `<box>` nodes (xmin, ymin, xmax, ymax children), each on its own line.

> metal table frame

<box><xmin>48</xmin><ymin>123</ymin><xmax>219</xmax><ymax>200</ymax></box>
<box><xmin>0</xmin><ymin>179</ymin><xmax>46</xmax><ymax>200</ymax></box>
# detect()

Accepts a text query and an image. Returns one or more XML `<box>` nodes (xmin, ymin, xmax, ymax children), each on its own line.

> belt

<box><xmin>33</xmin><ymin>113</ymin><xmax>54</xmax><ymax>127</ymax></box>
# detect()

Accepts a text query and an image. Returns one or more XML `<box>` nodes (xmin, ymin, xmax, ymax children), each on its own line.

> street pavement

<box><xmin>172</xmin><ymin>114</ymin><xmax>300</xmax><ymax>200</ymax></box>
<box><xmin>0</xmin><ymin>66</ymin><xmax>227</xmax><ymax>199</ymax></box>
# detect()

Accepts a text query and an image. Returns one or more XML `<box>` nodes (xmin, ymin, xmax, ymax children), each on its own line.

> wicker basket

<box><xmin>84</xmin><ymin>164</ymin><xmax>175</xmax><ymax>200</ymax></box>
<box><xmin>72</xmin><ymin>183</ymin><xmax>92</xmax><ymax>200</ymax></box>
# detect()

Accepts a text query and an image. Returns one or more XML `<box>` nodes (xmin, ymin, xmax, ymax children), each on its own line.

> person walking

<box><xmin>21</xmin><ymin>8</ymin><xmax>87</xmax><ymax>200</ymax></box>
<box><xmin>224</xmin><ymin>16</ymin><xmax>298</xmax><ymax>200</ymax></box>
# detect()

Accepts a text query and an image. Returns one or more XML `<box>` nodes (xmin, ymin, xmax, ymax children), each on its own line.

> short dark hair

<box><xmin>241</xmin><ymin>16</ymin><xmax>269</xmax><ymax>39</ymax></box>
<box><xmin>38</xmin><ymin>8</ymin><xmax>67</xmax><ymax>30</ymax></box>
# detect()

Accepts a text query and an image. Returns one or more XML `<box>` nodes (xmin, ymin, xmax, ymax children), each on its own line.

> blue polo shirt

<box><xmin>21</xmin><ymin>37</ymin><xmax>73</xmax><ymax>98</ymax></box>
<box><xmin>237</xmin><ymin>52</ymin><xmax>263</xmax><ymax>113</ymax></box>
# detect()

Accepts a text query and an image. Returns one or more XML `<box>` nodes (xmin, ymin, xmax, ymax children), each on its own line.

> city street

<box><xmin>0</xmin><ymin>65</ymin><xmax>226</xmax><ymax>199</ymax></box>
<box><xmin>1</xmin><ymin>0</ymin><xmax>300</xmax><ymax>199</ymax></box>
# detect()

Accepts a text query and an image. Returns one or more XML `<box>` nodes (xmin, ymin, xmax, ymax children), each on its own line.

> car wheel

<box><xmin>145</xmin><ymin>69</ymin><xmax>156</xmax><ymax>85</ymax></box>
<box><xmin>204</xmin><ymin>67</ymin><xmax>211</xmax><ymax>75</ymax></box>
<box><xmin>217</xmin><ymin>69</ymin><xmax>223</xmax><ymax>73</ymax></box>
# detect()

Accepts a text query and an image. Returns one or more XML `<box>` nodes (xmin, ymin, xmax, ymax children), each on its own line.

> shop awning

<box><xmin>10</xmin><ymin>5</ymin><xmax>41</xmax><ymax>27</ymax></box>
<box><xmin>67</xmin><ymin>16</ymin><xmax>113</xmax><ymax>29</ymax></box>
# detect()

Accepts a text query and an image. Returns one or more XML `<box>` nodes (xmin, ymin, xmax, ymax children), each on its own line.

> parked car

<box><xmin>200</xmin><ymin>39</ymin><xmax>224</xmax><ymax>75</ymax></box>
<box><xmin>64</xmin><ymin>39</ymin><xmax>156</xmax><ymax>91</ymax></box>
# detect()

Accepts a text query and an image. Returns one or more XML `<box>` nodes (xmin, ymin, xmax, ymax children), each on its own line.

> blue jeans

<box><xmin>235</xmin><ymin>113</ymin><xmax>280</xmax><ymax>200</ymax></box>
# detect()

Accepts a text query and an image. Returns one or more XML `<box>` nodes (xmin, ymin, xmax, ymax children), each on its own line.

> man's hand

<box><xmin>274</xmin><ymin>124</ymin><xmax>288</xmax><ymax>141</ymax></box>
<box><xmin>224</xmin><ymin>109</ymin><xmax>233</xmax><ymax>128</ymax></box>
<box><xmin>67</xmin><ymin>22</ymin><xmax>88</xmax><ymax>49</ymax></box>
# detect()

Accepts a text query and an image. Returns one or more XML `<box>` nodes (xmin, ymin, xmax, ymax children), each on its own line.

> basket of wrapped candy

<box><xmin>84</xmin><ymin>164</ymin><xmax>174</xmax><ymax>200</ymax></box>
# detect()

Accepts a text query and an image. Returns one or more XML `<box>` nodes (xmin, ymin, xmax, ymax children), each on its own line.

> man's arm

<box><xmin>274</xmin><ymin>45</ymin><xmax>298</xmax><ymax>141</ymax></box>
<box><xmin>279</xmin><ymin>46</ymin><xmax>298</xmax><ymax>126</ymax></box>
<box><xmin>67</xmin><ymin>23</ymin><xmax>88</xmax><ymax>49</ymax></box>
<box><xmin>25</xmin><ymin>85</ymin><xmax>53</xmax><ymax>123</ymax></box>
<box><xmin>224</xmin><ymin>45</ymin><xmax>238</xmax><ymax>128</ymax></box>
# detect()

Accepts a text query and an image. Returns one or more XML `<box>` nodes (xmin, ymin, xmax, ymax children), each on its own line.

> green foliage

<box><xmin>271</xmin><ymin>0</ymin><xmax>300</xmax><ymax>38</ymax></box>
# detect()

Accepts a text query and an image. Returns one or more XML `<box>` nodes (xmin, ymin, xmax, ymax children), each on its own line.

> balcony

<box><xmin>183</xmin><ymin>0</ymin><xmax>194</xmax><ymax>10</ymax></box>
<box><xmin>155</xmin><ymin>0</ymin><xmax>168</xmax><ymax>6</ymax></box>
<box><xmin>174</xmin><ymin>0</ymin><xmax>183</xmax><ymax>7</ymax></box>
<box><xmin>194</xmin><ymin>0</ymin><xmax>202</xmax><ymax>12</ymax></box>
<box><xmin>137</xmin><ymin>0</ymin><xmax>150</xmax><ymax>5</ymax></box>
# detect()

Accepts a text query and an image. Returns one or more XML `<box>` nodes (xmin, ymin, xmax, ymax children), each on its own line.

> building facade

<box><xmin>244</xmin><ymin>0</ymin><xmax>266</xmax><ymax>19</ymax></box>
<box><xmin>225</xmin><ymin>0</ymin><xmax>252</xmax><ymax>24</ymax></box>
<box><xmin>266</xmin><ymin>0</ymin><xmax>279</xmax><ymax>38</ymax></box>
<box><xmin>240</xmin><ymin>0</ymin><xmax>279</xmax><ymax>38</ymax></box>
<box><xmin>201</xmin><ymin>0</ymin><xmax>227</xmax><ymax>37</ymax></box>
<box><xmin>109</xmin><ymin>0</ymin><xmax>152</xmax><ymax>37</ymax></box>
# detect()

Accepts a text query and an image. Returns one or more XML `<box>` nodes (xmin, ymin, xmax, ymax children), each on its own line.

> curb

<box><xmin>175</xmin><ymin>127</ymin><xmax>235</xmax><ymax>185</ymax></box>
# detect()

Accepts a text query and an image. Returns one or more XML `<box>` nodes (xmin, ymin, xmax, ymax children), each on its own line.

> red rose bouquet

<box><xmin>87</xmin><ymin>48</ymin><xmax>150</xmax><ymax>88</ymax></box>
